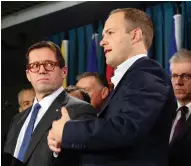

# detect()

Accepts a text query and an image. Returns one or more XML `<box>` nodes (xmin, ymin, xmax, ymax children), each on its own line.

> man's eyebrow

<box><xmin>102</xmin><ymin>28</ymin><xmax>115</xmax><ymax>37</ymax></box>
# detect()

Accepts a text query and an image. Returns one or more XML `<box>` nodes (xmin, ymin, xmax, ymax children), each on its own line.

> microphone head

<box><xmin>4</xmin><ymin>101</ymin><xmax>12</xmax><ymax>107</ymax></box>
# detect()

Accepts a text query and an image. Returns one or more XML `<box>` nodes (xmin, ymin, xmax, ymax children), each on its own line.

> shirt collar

<box><xmin>111</xmin><ymin>54</ymin><xmax>147</xmax><ymax>88</ymax></box>
<box><xmin>177</xmin><ymin>101</ymin><xmax>191</xmax><ymax>111</ymax></box>
<box><xmin>177</xmin><ymin>101</ymin><xmax>191</xmax><ymax>118</ymax></box>
<box><xmin>33</xmin><ymin>86</ymin><xmax>64</xmax><ymax>111</ymax></box>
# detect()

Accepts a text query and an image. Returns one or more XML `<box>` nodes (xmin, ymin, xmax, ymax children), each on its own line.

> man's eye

<box><xmin>184</xmin><ymin>74</ymin><xmax>191</xmax><ymax>79</ymax></box>
<box><xmin>108</xmin><ymin>31</ymin><xmax>114</xmax><ymax>35</ymax></box>
<box><xmin>172</xmin><ymin>75</ymin><xmax>177</xmax><ymax>78</ymax></box>
<box><xmin>46</xmin><ymin>62</ymin><xmax>54</xmax><ymax>67</ymax></box>
<box><xmin>31</xmin><ymin>63</ymin><xmax>39</xmax><ymax>68</ymax></box>
<box><xmin>23</xmin><ymin>101</ymin><xmax>30</xmax><ymax>106</ymax></box>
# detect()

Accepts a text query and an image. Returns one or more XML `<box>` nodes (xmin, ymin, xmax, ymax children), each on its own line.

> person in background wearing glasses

<box><xmin>4</xmin><ymin>41</ymin><xmax>97</xmax><ymax>166</ymax></box>
<box><xmin>169</xmin><ymin>49</ymin><xmax>191</xmax><ymax>166</ymax></box>
<box><xmin>76</xmin><ymin>72</ymin><xmax>110</xmax><ymax>112</ymax></box>
<box><xmin>65</xmin><ymin>85</ymin><xmax>91</xmax><ymax>103</ymax></box>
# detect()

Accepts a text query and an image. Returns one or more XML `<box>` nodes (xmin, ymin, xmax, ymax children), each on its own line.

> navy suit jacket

<box><xmin>62</xmin><ymin>57</ymin><xmax>177</xmax><ymax>166</ymax></box>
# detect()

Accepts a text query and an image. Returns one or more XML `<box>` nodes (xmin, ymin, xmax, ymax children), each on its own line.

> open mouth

<box><xmin>104</xmin><ymin>49</ymin><xmax>112</xmax><ymax>55</ymax></box>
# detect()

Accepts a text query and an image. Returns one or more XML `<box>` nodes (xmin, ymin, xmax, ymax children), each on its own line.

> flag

<box><xmin>87</xmin><ymin>34</ymin><xmax>98</xmax><ymax>72</ymax></box>
<box><xmin>61</xmin><ymin>40</ymin><xmax>69</xmax><ymax>88</ymax></box>
<box><xmin>174</xmin><ymin>14</ymin><xmax>182</xmax><ymax>51</ymax></box>
<box><xmin>168</xmin><ymin>13</ymin><xmax>182</xmax><ymax>74</ymax></box>
<box><xmin>106</xmin><ymin>65</ymin><xmax>114</xmax><ymax>91</ymax></box>
<box><xmin>97</xmin><ymin>20</ymin><xmax>105</xmax><ymax>75</ymax></box>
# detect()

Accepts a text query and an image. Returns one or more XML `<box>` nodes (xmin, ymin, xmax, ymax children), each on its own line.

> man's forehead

<box><xmin>78</xmin><ymin>76</ymin><xmax>101</xmax><ymax>86</ymax></box>
<box><xmin>171</xmin><ymin>62</ymin><xmax>191</xmax><ymax>72</ymax></box>
<box><xmin>171</xmin><ymin>61</ymin><xmax>191</xmax><ymax>67</ymax></box>
<box><xmin>23</xmin><ymin>90</ymin><xmax>35</xmax><ymax>96</ymax></box>
<box><xmin>104</xmin><ymin>15</ymin><xmax>118</xmax><ymax>29</ymax></box>
<box><xmin>103</xmin><ymin>13</ymin><xmax>126</xmax><ymax>33</ymax></box>
<box><xmin>78</xmin><ymin>76</ymin><xmax>96</xmax><ymax>83</ymax></box>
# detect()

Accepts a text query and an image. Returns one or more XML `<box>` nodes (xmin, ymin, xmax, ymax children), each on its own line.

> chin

<box><xmin>36</xmin><ymin>85</ymin><xmax>54</xmax><ymax>93</ymax></box>
<box><xmin>106</xmin><ymin>60</ymin><xmax>114</xmax><ymax>68</ymax></box>
<box><xmin>176</xmin><ymin>95</ymin><xmax>187</xmax><ymax>101</ymax></box>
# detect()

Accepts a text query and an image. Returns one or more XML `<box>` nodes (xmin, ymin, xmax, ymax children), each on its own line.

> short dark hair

<box><xmin>26</xmin><ymin>41</ymin><xmax>65</xmax><ymax>67</ymax></box>
<box><xmin>77</xmin><ymin>72</ymin><xmax>109</xmax><ymax>88</ymax></box>
<box><xmin>65</xmin><ymin>85</ymin><xmax>91</xmax><ymax>103</ymax></box>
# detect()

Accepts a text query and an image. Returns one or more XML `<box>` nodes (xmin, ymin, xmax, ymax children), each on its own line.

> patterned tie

<box><xmin>172</xmin><ymin>106</ymin><xmax>188</xmax><ymax>141</ymax></box>
<box><xmin>17</xmin><ymin>103</ymin><xmax>41</xmax><ymax>161</ymax></box>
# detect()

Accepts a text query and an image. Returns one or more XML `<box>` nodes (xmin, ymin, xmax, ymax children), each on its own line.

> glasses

<box><xmin>171</xmin><ymin>73</ymin><xmax>191</xmax><ymax>82</ymax></box>
<box><xmin>27</xmin><ymin>60</ymin><xmax>60</xmax><ymax>73</ymax></box>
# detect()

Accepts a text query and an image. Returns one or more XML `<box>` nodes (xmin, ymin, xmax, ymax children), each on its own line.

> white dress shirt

<box><xmin>169</xmin><ymin>102</ymin><xmax>191</xmax><ymax>142</ymax></box>
<box><xmin>14</xmin><ymin>86</ymin><xmax>64</xmax><ymax>158</ymax></box>
<box><xmin>111</xmin><ymin>54</ymin><xmax>147</xmax><ymax>89</ymax></box>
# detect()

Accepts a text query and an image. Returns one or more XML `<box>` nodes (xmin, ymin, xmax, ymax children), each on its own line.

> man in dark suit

<box><xmin>48</xmin><ymin>8</ymin><xmax>177</xmax><ymax>166</ymax></box>
<box><xmin>169</xmin><ymin>49</ymin><xmax>191</xmax><ymax>166</ymax></box>
<box><xmin>3</xmin><ymin>41</ymin><xmax>97</xmax><ymax>166</ymax></box>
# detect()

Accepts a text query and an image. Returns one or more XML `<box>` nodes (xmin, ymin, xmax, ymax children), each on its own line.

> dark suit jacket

<box><xmin>169</xmin><ymin>114</ymin><xmax>191</xmax><ymax>166</ymax></box>
<box><xmin>4</xmin><ymin>90</ymin><xmax>97</xmax><ymax>166</ymax></box>
<box><xmin>62</xmin><ymin>57</ymin><xmax>177</xmax><ymax>166</ymax></box>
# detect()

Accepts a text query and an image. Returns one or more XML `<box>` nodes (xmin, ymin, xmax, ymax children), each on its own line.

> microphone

<box><xmin>2</xmin><ymin>101</ymin><xmax>12</xmax><ymax>112</ymax></box>
<box><xmin>4</xmin><ymin>101</ymin><xmax>12</xmax><ymax>106</ymax></box>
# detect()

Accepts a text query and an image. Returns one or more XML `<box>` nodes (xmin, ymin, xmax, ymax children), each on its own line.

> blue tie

<box><xmin>17</xmin><ymin>103</ymin><xmax>41</xmax><ymax>161</ymax></box>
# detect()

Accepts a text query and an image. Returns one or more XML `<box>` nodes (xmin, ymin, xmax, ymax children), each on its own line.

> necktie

<box><xmin>17</xmin><ymin>103</ymin><xmax>41</xmax><ymax>161</ymax></box>
<box><xmin>172</xmin><ymin>106</ymin><xmax>188</xmax><ymax>141</ymax></box>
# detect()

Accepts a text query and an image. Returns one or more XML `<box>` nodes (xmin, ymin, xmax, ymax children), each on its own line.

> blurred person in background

<box><xmin>76</xmin><ymin>72</ymin><xmax>110</xmax><ymax>112</ymax></box>
<box><xmin>18</xmin><ymin>88</ymin><xmax>35</xmax><ymax>112</ymax></box>
<box><xmin>65</xmin><ymin>85</ymin><xmax>91</xmax><ymax>103</ymax></box>
<box><xmin>169</xmin><ymin>49</ymin><xmax>191</xmax><ymax>166</ymax></box>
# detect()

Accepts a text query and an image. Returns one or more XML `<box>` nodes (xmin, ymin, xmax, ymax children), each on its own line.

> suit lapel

<box><xmin>24</xmin><ymin>91</ymin><xmax>68</xmax><ymax>162</ymax></box>
<box><xmin>170</xmin><ymin>115</ymin><xmax>191</xmax><ymax>146</ymax></box>
<box><xmin>97</xmin><ymin>70</ymin><xmax>128</xmax><ymax>117</ymax></box>
<box><xmin>97</xmin><ymin>88</ymin><xmax>116</xmax><ymax>117</ymax></box>
<box><xmin>97</xmin><ymin>57</ymin><xmax>148</xmax><ymax>117</ymax></box>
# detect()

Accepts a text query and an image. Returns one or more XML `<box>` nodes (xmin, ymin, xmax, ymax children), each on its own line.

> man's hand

<box><xmin>47</xmin><ymin>107</ymin><xmax>70</xmax><ymax>153</ymax></box>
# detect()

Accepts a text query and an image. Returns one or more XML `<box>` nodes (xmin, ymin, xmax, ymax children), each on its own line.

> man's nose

<box><xmin>38</xmin><ymin>64</ymin><xmax>47</xmax><ymax>74</ymax></box>
<box><xmin>100</xmin><ymin>36</ymin><xmax>108</xmax><ymax>47</ymax></box>
<box><xmin>174</xmin><ymin>76</ymin><xmax>184</xmax><ymax>85</ymax></box>
<box><xmin>99</xmin><ymin>39</ymin><xmax>104</xmax><ymax>47</ymax></box>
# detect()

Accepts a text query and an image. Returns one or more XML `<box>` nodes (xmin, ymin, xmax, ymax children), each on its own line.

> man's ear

<box><xmin>26</xmin><ymin>70</ymin><xmax>31</xmax><ymax>82</ymax></box>
<box><xmin>62</xmin><ymin>66</ymin><xmax>68</xmax><ymax>79</ymax></box>
<box><xmin>131</xmin><ymin>28</ymin><xmax>143</xmax><ymax>44</ymax></box>
<box><xmin>101</xmin><ymin>87</ymin><xmax>109</xmax><ymax>100</ymax></box>
<box><xmin>18</xmin><ymin>107</ymin><xmax>23</xmax><ymax>113</ymax></box>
